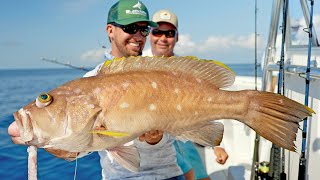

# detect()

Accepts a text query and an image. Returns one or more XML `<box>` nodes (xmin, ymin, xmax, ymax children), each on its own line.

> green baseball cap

<box><xmin>107</xmin><ymin>0</ymin><xmax>158</xmax><ymax>27</ymax></box>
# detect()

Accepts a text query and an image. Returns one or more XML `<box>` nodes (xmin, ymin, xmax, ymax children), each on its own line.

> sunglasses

<box><xmin>111</xmin><ymin>23</ymin><xmax>150</xmax><ymax>37</ymax></box>
<box><xmin>151</xmin><ymin>29</ymin><xmax>177</xmax><ymax>38</ymax></box>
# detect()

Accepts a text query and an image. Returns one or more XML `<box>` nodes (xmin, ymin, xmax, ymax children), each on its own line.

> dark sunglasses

<box><xmin>151</xmin><ymin>29</ymin><xmax>176</xmax><ymax>38</ymax></box>
<box><xmin>111</xmin><ymin>23</ymin><xmax>150</xmax><ymax>37</ymax></box>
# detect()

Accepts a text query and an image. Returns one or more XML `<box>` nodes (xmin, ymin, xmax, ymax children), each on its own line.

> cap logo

<box><xmin>125</xmin><ymin>1</ymin><xmax>146</xmax><ymax>16</ymax></box>
<box><xmin>132</xmin><ymin>1</ymin><xmax>142</xmax><ymax>10</ymax></box>
<box><xmin>159</xmin><ymin>12</ymin><xmax>171</xmax><ymax>20</ymax></box>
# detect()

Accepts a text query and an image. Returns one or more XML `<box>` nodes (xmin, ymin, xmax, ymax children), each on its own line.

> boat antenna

<box><xmin>250</xmin><ymin>0</ymin><xmax>260</xmax><ymax>179</ymax></box>
<box><xmin>298</xmin><ymin>0</ymin><xmax>314</xmax><ymax>179</ymax></box>
<box><xmin>254</xmin><ymin>0</ymin><xmax>259</xmax><ymax>92</ymax></box>
<box><xmin>270</xmin><ymin>0</ymin><xmax>289</xmax><ymax>179</ymax></box>
<box><xmin>40</xmin><ymin>57</ymin><xmax>90</xmax><ymax>72</ymax></box>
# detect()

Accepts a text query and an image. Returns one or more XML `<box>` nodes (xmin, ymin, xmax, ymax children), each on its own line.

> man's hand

<box><xmin>138</xmin><ymin>130</ymin><xmax>163</xmax><ymax>145</ymax></box>
<box><xmin>214</xmin><ymin>146</ymin><xmax>229</xmax><ymax>164</ymax></box>
<box><xmin>8</xmin><ymin>121</ymin><xmax>25</xmax><ymax>145</ymax></box>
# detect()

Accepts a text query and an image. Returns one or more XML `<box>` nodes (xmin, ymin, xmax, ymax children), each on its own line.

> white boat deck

<box><xmin>198</xmin><ymin>75</ymin><xmax>271</xmax><ymax>180</ymax></box>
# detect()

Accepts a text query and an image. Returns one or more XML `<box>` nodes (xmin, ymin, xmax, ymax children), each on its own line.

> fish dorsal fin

<box><xmin>108</xmin><ymin>145</ymin><xmax>140</xmax><ymax>172</ymax></box>
<box><xmin>98</xmin><ymin>56</ymin><xmax>235</xmax><ymax>88</ymax></box>
<box><xmin>175</xmin><ymin>122</ymin><xmax>224</xmax><ymax>147</ymax></box>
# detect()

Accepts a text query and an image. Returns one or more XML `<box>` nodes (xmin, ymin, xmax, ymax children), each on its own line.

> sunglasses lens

<box><xmin>152</xmin><ymin>29</ymin><xmax>176</xmax><ymax>38</ymax></box>
<box><xmin>151</xmin><ymin>29</ymin><xmax>163</xmax><ymax>37</ymax></box>
<box><xmin>112</xmin><ymin>23</ymin><xmax>149</xmax><ymax>37</ymax></box>
<box><xmin>140</xmin><ymin>30</ymin><xmax>149</xmax><ymax>37</ymax></box>
<box><xmin>139</xmin><ymin>26</ymin><xmax>150</xmax><ymax>37</ymax></box>
<box><xmin>166</xmin><ymin>30</ymin><xmax>176</xmax><ymax>38</ymax></box>
<box><xmin>123</xmin><ymin>24</ymin><xmax>138</xmax><ymax>34</ymax></box>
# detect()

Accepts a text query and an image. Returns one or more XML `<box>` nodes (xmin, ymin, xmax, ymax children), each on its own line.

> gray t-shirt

<box><xmin>99</xmin><ymin>134</ymin><xmax>182</xmax><ymax>180</ymax></box>
<box><xmin>84</xmin><ymin>52</ymin><xmax>183</xmax><ymax>179</ymax></box>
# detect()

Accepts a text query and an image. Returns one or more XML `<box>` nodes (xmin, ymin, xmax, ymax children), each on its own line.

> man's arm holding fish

<box><xmin>214</xmin><ymin>146</ymin><xmax>228</xmax><ymax>164</ymax></box>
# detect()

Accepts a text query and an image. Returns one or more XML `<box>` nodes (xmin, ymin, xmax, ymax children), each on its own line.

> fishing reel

<box><xmin>258</xmin><ymin>161</ymin><xmax>271</xmax><ymax>180</ymax></box>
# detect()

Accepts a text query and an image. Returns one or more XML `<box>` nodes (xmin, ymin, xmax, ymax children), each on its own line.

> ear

<box><xmin>106</xmin><ymin>24</ymin><xmax>114</xmax><ymax>40</ymax></box>
<box><xmin>176</xmin><ymin>31</ymin><xmax>179</xmax><ymax>42</ymax></box>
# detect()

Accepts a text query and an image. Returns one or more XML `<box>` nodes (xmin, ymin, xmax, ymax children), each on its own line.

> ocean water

<box><xmin>0</xmin><ymin>64</ymin><xmax>261</xmax><ymax>180</ymax></box>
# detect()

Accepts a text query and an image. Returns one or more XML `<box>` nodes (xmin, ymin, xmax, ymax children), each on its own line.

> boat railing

<box><xmin>262</xmin><ymin>46</ymin><xmax>320</xmax><ymax>92</ymax></box>
<box><xmin>265</xmin><ymin>62</ymin><xmax>320</xmax><ymax>80</ymax></box>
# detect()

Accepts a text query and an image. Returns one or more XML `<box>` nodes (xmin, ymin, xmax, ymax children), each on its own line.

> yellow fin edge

<box><xmin>305</xmin><ymin>106</ymin><xmax>316</xmax><ymax>115</ymax></box>
<box><xmin>103</xmin><ymin>57</ymin><xmax>125</xmax><ymax>67</ymax></box>
<box><xmin>90</xmin><ymin>130</ymin><xmax>129</xmax><ymax>137</ymax></box>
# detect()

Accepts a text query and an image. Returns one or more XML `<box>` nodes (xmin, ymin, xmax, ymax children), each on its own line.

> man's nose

<box><xmin>159</xmin><ymin>34</ymin><xmax>168</xmax><ymax>41</ymax></box>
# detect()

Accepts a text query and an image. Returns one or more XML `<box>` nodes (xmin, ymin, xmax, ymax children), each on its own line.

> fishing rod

<box><xmin>250</xmin><ymin>0</ymin><xmax>260</xmax><ymax>179</ymax></box>
<box><xmin>278</xmin><ymin>1</ymin><xmax>289</xmax><ymax>180</ymax></box>
<box><xmin>40</xmin><ymin>57</ymin><xmax>90</xmax><ymax>72</ymax></box>
<box><xmin>269</xmin><ymin>0</ymin><xmax>289</xmax><ymax>180</ymax></box>
<box><xmin>298</xmin><ymin>0</ymin><xmax>314</xmax><ymax>179</ymax></box>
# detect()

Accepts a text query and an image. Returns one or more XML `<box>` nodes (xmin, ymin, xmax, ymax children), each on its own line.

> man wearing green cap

<box><xmin>7</xmin><ymin>0</ymin><xmax>186</xmax><ymax>179</ymax></box>
<box><xmin>84</xmin><ymin>0</ymin><xmax>186</xmax><ymax>179</ymax></box>
<box><xmin>104</xmin><ymin>0</ymin><xmax>157</xmax><ymax>58</ymax></box>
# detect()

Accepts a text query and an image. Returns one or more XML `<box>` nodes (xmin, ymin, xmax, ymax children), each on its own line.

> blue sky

<box><xmin>0</xmin><ymin>0</ymin><xmax>319</xmax><ymax>69</ymax></box>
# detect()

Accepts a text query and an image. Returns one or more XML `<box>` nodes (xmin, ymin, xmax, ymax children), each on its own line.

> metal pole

<box><xmin>300</xmin><ymin>0</ymin><xmax>319</xmax><ymax>46</ymax></box>
<box><xmin>261</xmin><ymin>0</ymin><xmax>281</xmax><ymax>92</ymax></box>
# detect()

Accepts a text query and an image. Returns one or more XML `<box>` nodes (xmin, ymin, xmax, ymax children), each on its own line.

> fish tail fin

<box><xmin>241</xmin><ymin>91</ymin><xmax>314</xmax><ymax>151</ymax></box>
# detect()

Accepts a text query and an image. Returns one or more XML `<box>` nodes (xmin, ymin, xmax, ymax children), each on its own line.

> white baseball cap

<box><xmin>152</xmin><ymin>9</ymin><xmax>178</xmax><ymax>28</ymax></box>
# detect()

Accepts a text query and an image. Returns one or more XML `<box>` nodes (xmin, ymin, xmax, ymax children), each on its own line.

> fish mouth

<box><xmin>13</xmin><ymin>109</ymin><xmax>34</xmax><ymax>143</ymax></box>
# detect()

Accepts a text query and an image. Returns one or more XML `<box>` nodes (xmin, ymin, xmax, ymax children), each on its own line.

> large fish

<box><xmin>12</xmin><ymin>56</ymin><xmax>313</xmax><ymax>171</ymax></box>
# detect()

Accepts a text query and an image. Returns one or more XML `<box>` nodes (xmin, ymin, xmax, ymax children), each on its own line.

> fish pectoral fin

<box><xmin>44</xmin><ymin>148</ymin><xmax>80</xmax><ymax>161</ymax></box>
<box><xmin>108</xmin><ymin>145</ymin><xmax>140</xmax><ymax>172</ymax></box>
<box><xmin>176</xmin><ymin>122</ymin><xmax>224</xmax><ymax>147</ymax></box>
<box><xmin>90</xmin><ymin>130</ymin><xmax>129</xmax><ymax>137</ymax></box>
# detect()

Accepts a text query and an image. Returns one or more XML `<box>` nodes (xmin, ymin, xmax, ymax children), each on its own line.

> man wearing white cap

<box><xmin>143</xmin><ymin>9</ymin><xmax>229</xmax><ymax>180</ymax></box>
<box><xmin>143</xmin><ymin>9</ymin><xmax>178</xmax><ymax>57</ymax></box>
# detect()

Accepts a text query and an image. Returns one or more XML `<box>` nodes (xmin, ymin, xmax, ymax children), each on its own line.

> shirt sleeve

<box><xmin>174</xmin><ymin>141</ymin><xmax>192</xmax><ymax>173</ymax></box>
<box><xmin>83</xmin><ymin>62</ymin><xmax>104</xmax><ymax>77</ymax></box>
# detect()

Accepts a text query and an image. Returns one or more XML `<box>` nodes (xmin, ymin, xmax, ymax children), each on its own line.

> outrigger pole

<box><xmin>298</xmin><ymin>0</ymin><xmax>314</xmax><ymax>179</ymax></box>
<box><xmin>269</xmin><ymin>0</ymin><xmax>289</xmax><ymax>179</ymax></box>
<box><xmin>40</xmin><ymin>57</ymin><xmax>90</xmax><ymax>72</ymax></box>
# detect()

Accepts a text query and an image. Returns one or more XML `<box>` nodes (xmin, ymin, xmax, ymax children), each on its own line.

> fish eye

<box><xmin>35</xmin><ymin>93</ymin><xmax>53</xmax><ymax>108</ymax></box>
